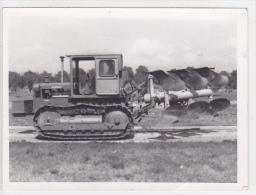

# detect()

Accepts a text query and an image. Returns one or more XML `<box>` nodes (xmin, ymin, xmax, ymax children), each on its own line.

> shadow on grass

<box><xmin>34</xmin><ymin>133</ymin><xmax>135</xmax><ymax>141</ymax></box>
<box><xmin>19</xmin><ymin>130</ymin><xmax>36</xmax><ymax>134</ymax></box>
<box><xmin>151</xmin><ymin>129</ymin><xmax>217</xmax><ymax>141</ymax></box>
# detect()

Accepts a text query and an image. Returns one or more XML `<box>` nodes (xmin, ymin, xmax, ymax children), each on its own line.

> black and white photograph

<box><xmin>2</xmin><ymin>7</ymin><xmax>250</xmax><ymax>191</ymax></box>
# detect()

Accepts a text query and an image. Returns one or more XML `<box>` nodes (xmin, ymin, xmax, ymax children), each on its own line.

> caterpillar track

<box><xmin>33</xmin><ymin>103</ymin><xmax>134</xmax><ymax>140</ymax></box>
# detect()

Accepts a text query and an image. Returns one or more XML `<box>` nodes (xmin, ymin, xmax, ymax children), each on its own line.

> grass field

<box><xmin>9</xmin><ymin>89</ymin><xmax>237</xmax><ymax>183</ymax></box>
<box><xmin>9</xmin><ymin>141</ymin><xmax>237</xmax><ymax>183</ymax></box>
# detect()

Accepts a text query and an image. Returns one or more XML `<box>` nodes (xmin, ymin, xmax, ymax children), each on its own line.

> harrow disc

<box><xmin>188</xmin><ymin>101</ymin><xmax>210</xmax><ymax>113</ymax></box>
<box><xmin>163</xmin><ymin>105</ymin><xmax>187</xmax><ymax>117</ymax></box>
<box><xmin>210</xmin><ymin>98</ymin><xmax>231</xmax><ymax>112</ymax></box>
<box><xmin>161</xmin><ymin>105</ymin><xmax>187</xmax><ymax>124</ymax></box>
<box><xmin>187</xmin><ymin>101</ymin><xmax>210</xmax><ymax>118</ymax></box>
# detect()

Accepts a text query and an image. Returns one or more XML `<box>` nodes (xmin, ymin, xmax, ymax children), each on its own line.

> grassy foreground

<box><xmin>9</xmin><ymin>141</ymin><xmax>237</xmax><ymax>182</ymax></box>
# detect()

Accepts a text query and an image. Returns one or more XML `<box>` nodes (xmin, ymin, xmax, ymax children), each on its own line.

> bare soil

<box><xmin>139</xmin><ymin>104</ymin><xmax>237</xmax><ymax>129</ymax></box>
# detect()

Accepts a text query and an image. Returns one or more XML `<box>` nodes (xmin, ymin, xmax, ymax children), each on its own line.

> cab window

<box><xmin>99</xmin><ymin>60</ymin><xmax>115</xmax><ymax>77</ymax></box>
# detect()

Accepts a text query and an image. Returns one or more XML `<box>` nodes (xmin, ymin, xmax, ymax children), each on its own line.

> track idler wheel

<box><xmin>210</xmin><ymin>98</ymin><xmax>231</xmax><ymax>112</ymax></box>
<box><xmin>105</xmin><ymin>110</ymin><xmax>130</xmax><ymax>125</ymax></box>
<box><xmin>37</xmin><ymin>111</ymin><xmax>61</xmax><ymax>129</ymax></box>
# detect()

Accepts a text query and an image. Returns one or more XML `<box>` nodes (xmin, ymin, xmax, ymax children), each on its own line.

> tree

<box><xmin>229</xmin><ymin>70</ymin><xmax>237</xmax><ymax>90</ymax></box>
<box><xmin>39</xmin><ymin>71</ymin><xmax>55</xmax><ymax>83</ymax></box>
<box><xmin>133</xmin><ymin>65</ymin><xmax>149</xmax><ymax>85</ymax></box>
<box><xmin>54</xmin><ymin>71</ymin><xmax>70</xmax><ymax>83</ymax></box>
<box><xmin>9</xmin><ymin>71</ymin><xmax>21</xmax><ymax>92</ymax></box>
<box><xmin>21</xmin><ymin>70</ymin><xmax>40</xmax><ymax>91</ymax></box>
<box><xmin>122</xmin><ymin>66</ymin><xmax>134</xmax><ymax>81</ymax></box>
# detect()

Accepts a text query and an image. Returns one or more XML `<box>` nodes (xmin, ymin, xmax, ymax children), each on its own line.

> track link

<box><xmin>37</xmin><ymin>130</ymin><xmax>134</xmax><ymax>141</ymax></box>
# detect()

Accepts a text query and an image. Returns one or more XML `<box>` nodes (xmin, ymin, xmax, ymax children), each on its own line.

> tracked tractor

<box><xmin>12</xmin><ymin>54</ymin><xmax>230</xmax><ymax>140</ymax></box>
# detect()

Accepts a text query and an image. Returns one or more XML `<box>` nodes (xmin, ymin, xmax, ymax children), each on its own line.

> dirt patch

<box><xmin>139</xmin><ymin>103</ymin><xmax>237</xmax><ymax>129</ymax></box>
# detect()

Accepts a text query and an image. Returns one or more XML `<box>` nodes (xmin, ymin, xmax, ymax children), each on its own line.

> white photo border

<box><xmin>1</xmin><ymin>1</ymin><xmax>255</xmax><ymax>194</ymax></box>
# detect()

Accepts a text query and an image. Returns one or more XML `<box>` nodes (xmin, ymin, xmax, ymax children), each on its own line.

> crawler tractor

<box><xmin>12</xmin><ymin>54</ymin><xmax>230</xmax><ymax>140</ymax></box>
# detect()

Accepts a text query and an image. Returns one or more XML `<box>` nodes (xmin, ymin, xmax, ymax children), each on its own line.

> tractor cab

<box><xmin>68</xmin><ymin>54</ymin><xmax>123</xmax><ymax>98</ymax></box>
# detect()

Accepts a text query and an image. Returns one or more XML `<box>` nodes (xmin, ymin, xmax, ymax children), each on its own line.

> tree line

<box><xmin>9</xmin><ymin>66</ymin><xmax>237</xmax><ymax>93</ymax></box>
<box><xmin>9</xmin><ymin>70</ymin><xmax>71</xmax><ymax>92</ymax></box>
<box><xmin>219</xmin><ymin>70</ymin><xmax>237</xmax><ymax>90</ymax></box>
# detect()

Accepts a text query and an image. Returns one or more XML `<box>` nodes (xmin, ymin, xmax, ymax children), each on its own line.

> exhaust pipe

<box><xmin>44</xmin><ymin>76</ymin><xmax>49</xmax><ymax>83</ymax></box>
<box><xmin>60</xmin><ymin>56</ymin><xmax>65</xmax><ymax>83</ymax></box>
<box><xmin>148</xmin><ymin>75</ymin><xmax>156</xmax><ymax>107</ymax></box>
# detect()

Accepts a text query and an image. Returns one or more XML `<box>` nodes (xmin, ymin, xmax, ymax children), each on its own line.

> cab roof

<box><xmin>66</xmin><ymin>54</ymin><xmax>122</xmax><ymax>58</ymax></box>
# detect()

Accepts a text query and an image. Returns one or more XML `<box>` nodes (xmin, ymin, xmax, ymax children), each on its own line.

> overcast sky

<box><xmin>5</xmin><ymin>8</ymin><xmax>239</xmax><ymax>74</ymax></box>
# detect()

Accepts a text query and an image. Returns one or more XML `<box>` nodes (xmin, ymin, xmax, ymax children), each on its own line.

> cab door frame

<box><xmin>95</xmin><ymin>58</ymin><xmax>119</xmax><ymax>95</ymax></box>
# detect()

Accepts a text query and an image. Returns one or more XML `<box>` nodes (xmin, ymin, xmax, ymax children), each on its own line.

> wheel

<box><xmin>123</xmin><ymin>81</ymin><xmax>137</xmax><ymax>95</ymax></box>
<box><xmin>37</xmin><ymin>111</ymin><xmax>61</xmax><ymax>127</ymax></box>
<box><xmin>105</xmin><ymin>110</ymin><xmax>130</xmax><ymax>125</ymax></box>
